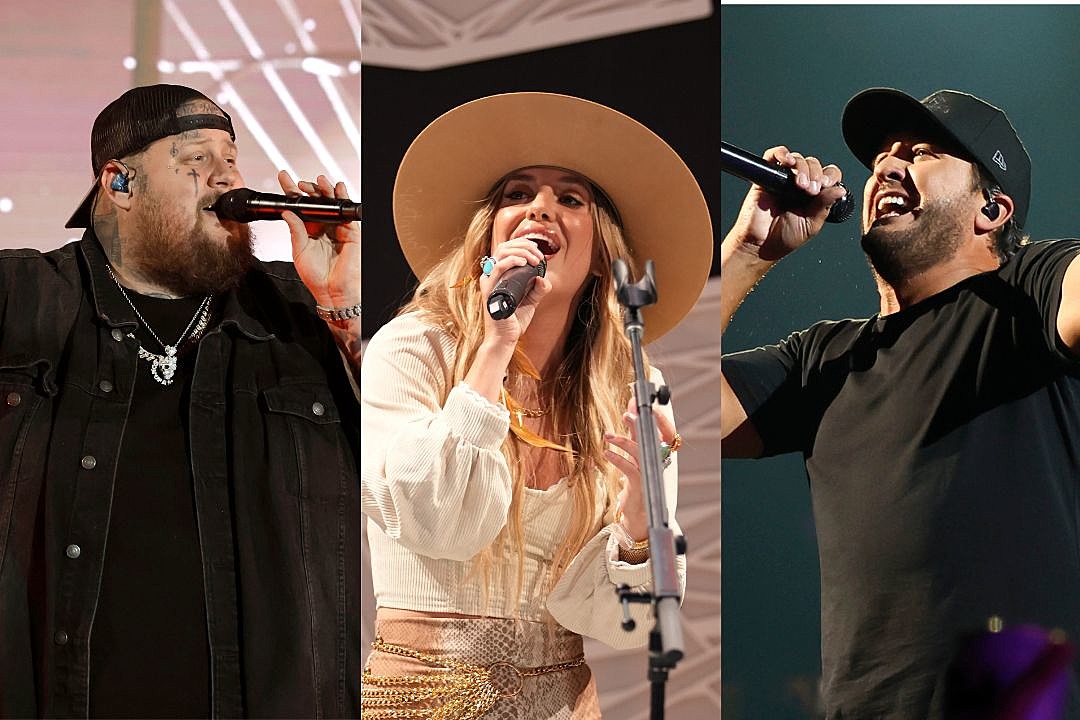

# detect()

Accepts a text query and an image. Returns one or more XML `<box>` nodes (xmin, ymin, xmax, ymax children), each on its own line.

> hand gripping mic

<box><xmin>487</xmin><ymin>259</ymin><xmax>547</xmax><ymax>320</ymax></box>
<box><xmin>209</xmin><ymin>188</ymin><xmax>362</xmax><ymax>224</ymax></box>
<box><xmin>721</xmin><ymin>141</ymin><xmax>855</xmax><ymax>223</ymax></box>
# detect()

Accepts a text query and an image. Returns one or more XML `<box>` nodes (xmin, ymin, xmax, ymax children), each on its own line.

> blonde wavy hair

<box><xmin>399</xmin><ymin>171</ymin><xmax>644</xmax><ymax>609</ymax></box>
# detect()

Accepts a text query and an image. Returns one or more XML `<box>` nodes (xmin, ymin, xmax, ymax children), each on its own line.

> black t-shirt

<box><xmin>724</xmin><ymin>240</ymin><xmax>1080</xmax><ymax>719</ymax></box>
<box><xmin>88</xmin><ymin>290</ymin><xmax>210</xmax><ymax>718</ymax></box>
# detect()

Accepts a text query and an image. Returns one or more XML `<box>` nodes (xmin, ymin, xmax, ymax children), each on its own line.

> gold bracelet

<box><xmin>619</xmin><ymin>538</ymin><xmax>650</xmax><ymax>564</ymax></box>
<box><xmin>616</xmin><ymin>525</ymin><xmax>650</xmax><ymax>564</ymax></box>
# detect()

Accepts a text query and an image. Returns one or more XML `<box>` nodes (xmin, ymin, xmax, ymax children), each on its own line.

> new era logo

<box><xmin>992</xmin><ymin>150</ymin><xmax>1007</xmax><ymax>172</ymax></box>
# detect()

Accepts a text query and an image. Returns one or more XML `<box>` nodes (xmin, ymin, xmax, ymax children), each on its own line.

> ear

<box><xmin>99</xmin><ymin>160</ymin><xmax>134</xmax><ymax>211</ymax></box>
<box><xmin>975</xmin><ymin>192</ymin><xmax>1014</xmax><ymax>234</ymax></box>
<box><xmin>589</xmin><ymin>237</ymin><xmax>606</xmax><ymax>278</ymax></box>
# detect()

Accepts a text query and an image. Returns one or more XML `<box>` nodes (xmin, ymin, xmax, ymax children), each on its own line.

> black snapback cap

<box><xmin>842</xmin><ymin>88</ymin><xmax>1031</xmax><ymax>228</ymax></box>
<box><xmin>66</xmin><ymin>84</ymin><xmax>236</xmax><ymax>229</ymax></box>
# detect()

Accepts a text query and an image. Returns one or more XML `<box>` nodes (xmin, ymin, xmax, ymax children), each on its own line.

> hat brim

<box><xmin>65</xmin><ymin>180</ymin><xmax>98</xmax><ymax>229</ymax></box>
<box><xmin>392</xmin><ymin>92</ymin><xmax>713</xmax><ymax>344</ymax></box>
<box><xmin>842</xmin><ymin>88</ymin><xmax>968</xmax><ymax>171</ymax></box>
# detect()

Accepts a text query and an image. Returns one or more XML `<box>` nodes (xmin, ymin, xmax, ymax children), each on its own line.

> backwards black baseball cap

<box><xmin>842</xmin><ymin>88</ymin><xmax>1031</xmax><ymax>228</ymax></box>
<box><xmin>66</xmin><ymin>84</ymin><xmax>236</xmax><ymax>229</ymax></box>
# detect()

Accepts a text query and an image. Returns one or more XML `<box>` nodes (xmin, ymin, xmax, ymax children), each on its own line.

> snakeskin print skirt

<box><xmin>362</xmin><ymin>616</ymin><xmax>602</xmax><ymax>719</ymax></box>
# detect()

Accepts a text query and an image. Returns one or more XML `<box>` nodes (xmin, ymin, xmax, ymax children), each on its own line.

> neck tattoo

<box><xmin>107</xmin><ymin>266</ymin><xmax>213</xmax><ymax>386</ymax></box>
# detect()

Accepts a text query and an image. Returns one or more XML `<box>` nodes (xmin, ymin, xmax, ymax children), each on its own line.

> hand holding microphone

<box><xmin>721</xmin><ymin>141</ymin><xmax>853</xmax><ymax>223</ymax></box>
<box><xmin>724</xmin><ymin>143</ymin><xmax>849</xmax><ymax>262</ymax></box>
<box><xmin>272</xmin><ymin>172</ymin><xmax>360</xmax><ymax>325</ymax></box>
<box><xmin>478</xmin><ymin>237</ymin><xmax>551</xmax><ymax>346</ymax></box>
<box><xmin>487</xmin><ymin>259</ymin><xmax>547</xmax><ymax>320</ymax></box>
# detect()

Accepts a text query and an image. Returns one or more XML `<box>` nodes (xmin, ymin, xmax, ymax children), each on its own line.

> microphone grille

<box><xmin>826</xmin><ymin>188</ymin><xmax>856</xmax><ymax>224</ymax></box>
<box><xmin>213</xmin><ymin>188</ymin><xmax>256</xmax><ymax>221</ymax></box>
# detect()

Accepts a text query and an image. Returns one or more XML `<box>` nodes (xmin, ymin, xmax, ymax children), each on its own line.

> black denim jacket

<box><xmin>0</xmin><ymin>233</ymin><xmax>360</xmax><ymax>718</ymax></box>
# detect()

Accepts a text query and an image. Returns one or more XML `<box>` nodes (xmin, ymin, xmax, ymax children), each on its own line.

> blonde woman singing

<box><xmin>361</xmin><ymin>93</ymin><xmax>712</xmax><ymax>719</ymax></box>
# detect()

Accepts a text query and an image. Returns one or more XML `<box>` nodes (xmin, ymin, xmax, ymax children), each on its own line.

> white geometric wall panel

<box><xmin>363</xmin><ymin>0</ymin><xmax>713</xmax><ymax>70</ymax></box>
<box><xmin>361</xmin><ymin>276</ymin><xmax>722</xmax><ymax>718</ymax></box>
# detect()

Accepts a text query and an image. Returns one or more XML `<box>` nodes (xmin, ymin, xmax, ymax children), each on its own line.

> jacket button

<box><xmin>311</xmin><ymin>402</ymin><xmax>325</xmax><ymax>417</ymax></box>
<box><xmin>111</xmin><ymin>329</ymin><xmax>124</xmax><ymax>342</ymax></box>
<box><xmin>98</xmin><ymin>380</ymin><xmax>114</xmax><ymax>393</ymax></box>
<box><xmin>65</xmin><ymin>544</ymin><xmax>81</xmax><ymax>559</ymax></box>
<box><xmin>54</xmin><ymin>630</ymin><xmax>69</xmax><ymax>645</ymax></box>
<box><xmin>5</xmin><ymin>392</ymin><xmax>20</xmax><ymax>407</ymax></box>
<box><xmin>81</xmin><ymin>455</ymin><xmax>97</xmax><ymax>470</ymax></box>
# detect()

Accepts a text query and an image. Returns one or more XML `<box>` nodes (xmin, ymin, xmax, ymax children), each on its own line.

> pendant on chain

<box><xmin>150</xmin><ymin>346</ymin><xmax>179</xmax><ymax>385</ymax></box>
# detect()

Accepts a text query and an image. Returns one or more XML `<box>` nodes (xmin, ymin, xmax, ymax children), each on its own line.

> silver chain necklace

<box><xmin>107</xmin><ymin>266</ymin><xmax>213</xmax><ymax>386</ymax></box>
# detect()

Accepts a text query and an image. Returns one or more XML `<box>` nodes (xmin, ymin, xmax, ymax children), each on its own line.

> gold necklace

<box><xmin>501</xmin><ymin>387</ymin><xmax>547</xmax><ymax>421</ymax></box>
<box><xmin>501</xmin><ymin>387</ymin><xmax>570</xmax><ymax>453</ymax></box>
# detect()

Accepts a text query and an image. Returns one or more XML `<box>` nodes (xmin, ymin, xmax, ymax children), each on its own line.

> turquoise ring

<box><xmin>480</xmin><ymin>256</ymin><xmax>496</xmax><ymax>277</ymax></box>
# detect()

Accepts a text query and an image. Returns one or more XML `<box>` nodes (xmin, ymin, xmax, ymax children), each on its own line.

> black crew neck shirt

<box><xmin>89</xmin><ymin>289</ymin><xmax>210</xmax><ymax>719</ymax></box>
<box><xmin>724</xmin><ymin>240</ymin><xmax>1080</xmax><ymax>718</ymax></box>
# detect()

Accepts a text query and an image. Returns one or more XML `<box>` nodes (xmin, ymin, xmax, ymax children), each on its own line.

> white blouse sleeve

<box><xmin>360</xmin><ymin>314</ymin><xmax>513</xmax><ymax>561</ymax></box>
<box><xmin>546</xmin><ymin>367</ymin><xmax>687</xmax><ymax>649</ymax></box>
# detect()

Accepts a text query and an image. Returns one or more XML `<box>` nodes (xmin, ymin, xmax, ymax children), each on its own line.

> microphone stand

<box><xmin>612</xmin><ymin>259</ymin><xmax>686</xmax><ymax>720</ymax></box>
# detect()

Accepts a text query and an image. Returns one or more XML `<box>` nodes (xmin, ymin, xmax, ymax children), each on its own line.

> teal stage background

<box><xmin>721</xmin><ymin>5</ymin><xmax>1080</xmax><ymax>718</ymax></box>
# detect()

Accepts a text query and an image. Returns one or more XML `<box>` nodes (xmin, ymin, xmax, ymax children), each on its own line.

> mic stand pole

<box><xmin>612</xmin><ymin>259</ymin><xmax>686</xmax><ymax>720</ymax></box>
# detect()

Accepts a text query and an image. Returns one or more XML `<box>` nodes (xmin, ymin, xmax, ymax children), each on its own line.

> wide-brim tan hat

<box><xmin>393</xmin><ymin>92</ymin><xmax>713</xmax><ymax>343</ymax></box>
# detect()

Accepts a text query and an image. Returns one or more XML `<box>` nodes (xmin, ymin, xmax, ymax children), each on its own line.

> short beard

<box><xmin>860</xmin><ymin>197</ymin><xmax>965</xmax><ymax>288</ymax></box>
<box><xmin>128</xmin><ymin>183</ymin><xmax>255</xmax><ymax>296</ymax></box>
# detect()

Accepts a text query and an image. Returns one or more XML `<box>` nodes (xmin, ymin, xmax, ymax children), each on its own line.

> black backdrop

<box><xmin>360</xmin><ymin>8</ymin><xmax>720</xmax><ymax>337</ymax></box>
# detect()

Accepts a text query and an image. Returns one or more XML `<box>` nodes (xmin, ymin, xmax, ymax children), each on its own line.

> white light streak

<box><xmin>122</xmin><ymin>56</ymin><xmax>137</xmax><ymax>70</ymax></box>
<box><xmin>301</xmin><ymin>57</ymin><xmax>344</xmax><ymax>77</ymax></box>
<box><xmin>219</xmin><ymin>0</ymin><xmax>354</xmax><ymax>195</ymax></box>
<box><xmin>303</xmin><ymin>18</ymin><xmax>316</xmax><ymax>32</ymax></box>
<box><xmin>0</xmin><ymin>198</ymin><xmax>12</xmax><ymax>213</ymax></box>
<box><xmin>218</xmin><ymin>0</ymin><xmax>265</xmax><ymax>59</ymax></box>
<box><xmin>276</xmin><ymin>0</ymin><xmax>361</xmax><ymax>186</ymax></box>
<box><xmin>157</xmin><ymin>59</ymin><xmax>176</xmax><ymax>73</ymax></box>
<box><xmin>164</xmin><ymin>0</ymin><xmax>295</xmax><ymax>177</ymax></box>
<box><xmin>339</xmin><ymin>0</ymin><xmax>361</xmax><ymax>52</ymax></box>
<box><xmin>178</xmin><ymin>59</ymin><xmax>242</xmax><ymax>74</ymax></box>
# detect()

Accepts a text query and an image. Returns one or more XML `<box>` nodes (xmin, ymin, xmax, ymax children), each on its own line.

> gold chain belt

<box><xmin>361</xmin><ymin>635</ymin><xmax>586</xmax><ymax>720</ymax></box>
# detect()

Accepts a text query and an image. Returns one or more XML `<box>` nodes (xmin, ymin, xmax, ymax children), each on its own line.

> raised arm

<box><xmin>721</xmin><ymin>146</ymin><xmax>846</xmax><ymax>457</ymax></box>
<box><xmin>360</xmin><ymin>316</ymin><xmax>516</xmax><ymax>560</ymax></box>
<box><xmin>546</xmin><ymin>367</ymin><xmax>686</xmax><ymax>649</ymax></box>
<box><xmin>277</xmin><ymin>172</ymin><xmax>361</xmax><ymax>379</ymax></box>
<box><xmin>1056</xmin><ymin>255</ymin><xmax>1080</xmax><ymax>355</ymax></box>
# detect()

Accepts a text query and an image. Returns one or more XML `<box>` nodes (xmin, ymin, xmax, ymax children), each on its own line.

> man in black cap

<box><xmin>721</xmin><ymin>88</ymin><xmax>1080</xmax><ymax>717</ymax></box>
<box><xmin>0</xmin><ymin>84</ymin><xmax>359</xmax><ymax>717</ymax></box>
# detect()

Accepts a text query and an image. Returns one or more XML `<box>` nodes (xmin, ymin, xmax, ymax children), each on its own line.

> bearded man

<box><xmin>0</xmin><ymin>84</ymin><xmax>360</xmax><ymax>718</ymax></box>
<box><xmin>721</xmin><ymin>88</ymin><xmax>1080</xmax><ymax>718</ymax></box>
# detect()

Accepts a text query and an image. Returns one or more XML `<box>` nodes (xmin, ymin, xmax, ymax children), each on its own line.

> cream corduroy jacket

<box><xmin>361</xmin><ymin>312</ymin><xmax>685</xmax><ymax>649</ymax></box>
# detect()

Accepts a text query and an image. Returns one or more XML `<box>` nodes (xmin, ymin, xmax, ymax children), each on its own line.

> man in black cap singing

<box><xmin>0</xmin><ymin>84</ymin><xmax>360</xmax><ymax>717</ymax></box>
<box><xmin>721</xmin><ymin>88</ymin><xmax>1080</xmax><ymax>717</ymax></box>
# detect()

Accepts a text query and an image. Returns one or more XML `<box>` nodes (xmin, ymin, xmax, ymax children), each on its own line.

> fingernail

<box><xmin>810</xmin><ymin>180</ymin><xmax>820</xmax><ymax>193</ymax></box>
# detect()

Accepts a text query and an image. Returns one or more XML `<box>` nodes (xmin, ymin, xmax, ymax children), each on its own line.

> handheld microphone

<box><xmin>721</xmin><ymin>141</ymin><xmax>854</xmax><ymax>223</ymax></box>
<box><xmin>487</xmin><ymin>259</ymin><xmax>547</xmax><ymax>320</ymax></box>
<box><xmin>209</xmin><ymin>188</ymin><xmax>362</xmax><ymax>224</ymax></box>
